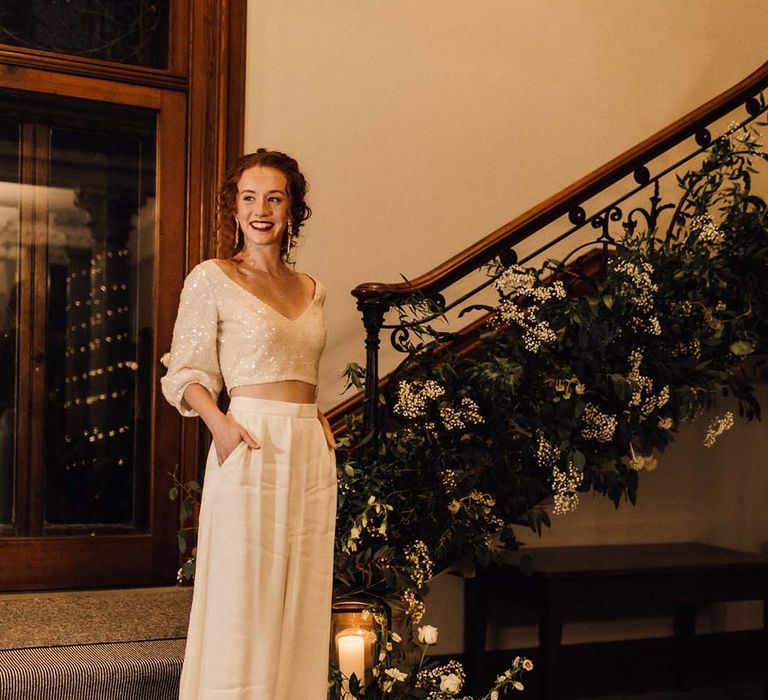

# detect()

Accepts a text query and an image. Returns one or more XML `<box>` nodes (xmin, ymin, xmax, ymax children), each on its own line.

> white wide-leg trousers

<box><xmin>179</xmin><ymin>397</ymin><xmax>337</xmax><ymax>700</ymax></box>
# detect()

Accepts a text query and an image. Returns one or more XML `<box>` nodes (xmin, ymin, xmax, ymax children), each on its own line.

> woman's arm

<box><xmin>183</xmin><ymin>383</ymin><xmax>260</xmax><ymax>464</ymax></box>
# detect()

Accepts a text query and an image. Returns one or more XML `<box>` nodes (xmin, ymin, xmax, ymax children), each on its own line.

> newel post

<box><xmin>357</xmin><ymin>298</ymin><xmax>389</xmax><ymax>457</ymax></box>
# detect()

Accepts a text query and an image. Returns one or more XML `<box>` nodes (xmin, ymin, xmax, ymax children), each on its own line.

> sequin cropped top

<box><xmin>161</xmin><ymin>259</ymin><xmax>327</xmax><ymax>417</ymax></box>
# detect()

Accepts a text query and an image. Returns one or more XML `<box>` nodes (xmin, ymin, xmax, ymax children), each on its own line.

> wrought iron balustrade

<box><xmin>335</xmin><ymin>62</ymin><xmax>768</xmax><ymax>454</ymax></box>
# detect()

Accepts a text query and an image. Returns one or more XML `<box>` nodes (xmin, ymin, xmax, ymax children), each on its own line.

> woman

<box><xmin>161</xmin><ymin>150</ymin><xmax>338</xmax><ymax>699</ymax></box>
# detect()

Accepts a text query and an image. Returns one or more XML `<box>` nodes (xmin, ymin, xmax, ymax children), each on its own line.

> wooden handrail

<box><xmin>351</xmin><ymin>61</ymin><xmax>768</xmax><ymax>303</ymax></box>
<box><xmin>329</xmin><ymin>251</ymin><xmax>606</xmax><ymax>429</ymax></box>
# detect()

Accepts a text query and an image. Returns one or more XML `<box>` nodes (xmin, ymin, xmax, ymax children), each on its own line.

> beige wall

<box><xmin>245</xmin><ymin>0</ymin><xmax>768</xmax><ymax>409</ymax></box>
<box><xmin>244</xmin><ymin>0</ymin><xmax>768</xmax><ymax>653</ymax></box>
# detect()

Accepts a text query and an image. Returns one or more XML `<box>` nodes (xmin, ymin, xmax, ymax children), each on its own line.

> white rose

<box><xmin>439</xmin><ymin>673</ymin><xmax>461</xmax><ymax>694</ymax></box>
<box><xmin>384</xmin><ymin>667</ymin><xmax>407</xmax><ymax>682</ymax></box>
<box><xmin>417</xmin><ymin>624</ymin><xmax>438</xmax><ymax>645</ymax></box>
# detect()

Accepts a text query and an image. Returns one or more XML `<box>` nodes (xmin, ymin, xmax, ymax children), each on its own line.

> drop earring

<box><xmin>233</xmin><ymin>216</ymin><xmax>242</xmax><ymax>251</ymax></box>
<box><xmin>286</xmin><ymin>221</ymin><xmax>295</xmax><ymax>262</ymax></box>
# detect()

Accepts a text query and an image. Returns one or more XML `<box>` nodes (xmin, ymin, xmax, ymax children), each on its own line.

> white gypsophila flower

<box><xmin>393</xmin><ymin>379</ymin><xmax>445</xmax><ymax>419</ymax></box>
<box><xmin>494</xmin><ymin>266</ymin><xmax>564</xmax><ymax>353</ymax></box>
<box><xmin>691</xmin><ymin>214</ymin><xmax>725</xmax><ymax>247</ymax></box>
<box><xmin>671</xmin><ymin>337</ymin><xmax>702</xmax><ymax>360</ymax></box>
<box><xmin>495</xmin><ymin>267</ymin><xmax>536</xmax><ymax>296</ymax></box>
<box><xmin>613</xmin><ymin>260</ymin><xmax>658</xmax><ymax>311</ymax></box>
<box><xmin>536</xmin><ymin>432</ymin><xmax>561</xmax><ymax>468</ymax></box>
<box><xmin>439</xmin><ymin>672</ymin><xmax>462</xmax><ymax>694</ymax></box>
<box><xmin>496</xmin><ymin>299</ymin><xmax>558</xmax><ymax>353</ymax></box>
<box><xmin>628</xmin><ymin>350</ymin><xmax>670</xmax><ymax>419</ymax></box>
<box><xmin>404</xmin><ymin>540</ymin><xmax>434</xmax><ymax>589</ymax></box>
<box><xmin>401</xmin><ymin>588</ymin><xmax>426</xmax><ymax>624</ymax></box>
<box><xmin>439</xmin><ymin>469</ymin><xmax>458</xmax><ymax>491</ymax></box>
<box><xmin>415</xmin><ymin>660</ymin><xmax>465</xmax><ymax>697</ymax></box>
<box><xmin>703</xmin><ymin>411</ymin><xmax>734</xmax><ymax>448</ymax></box>
<box><xmin>552</xmin><ymin>462</ymin><xmax>582</xmax><ymax>515</ymax></box>
<box><xmin>580</xmin><ymin>403</ymin><xmax>617</xmax><ymax>443</ymax></box>
<box><xmin>417</xmin><ymin>624</ymin><xmax>439</xmax><ymax>645</ymax></box>
<box><xmin>439</xmin><ymin>396</ymin><xmax>484</xmax><ymax>431</ymax></box>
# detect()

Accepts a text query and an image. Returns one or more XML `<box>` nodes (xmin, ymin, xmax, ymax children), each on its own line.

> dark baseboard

<box><xmin>435</xmin><ymin>630</ymin><xmax>766</xmax><ymax>698</ymax></box>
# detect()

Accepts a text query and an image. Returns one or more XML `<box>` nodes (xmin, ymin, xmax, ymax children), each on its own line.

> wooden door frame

<box><xmin>0</xmin><ymin>0</ymin><xmax>247</xmax><ymax>590</ymax></box>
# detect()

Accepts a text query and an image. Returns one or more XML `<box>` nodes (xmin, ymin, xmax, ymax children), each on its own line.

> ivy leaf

<box><xmin>608</xmin><ymin>373</ymin><xmax>630</xmax><ymax>402</ymax></box>
<box><xmin>729</xmin><ymin>340</ymin><xmax>755</xmax><ymax>356</ymax></box>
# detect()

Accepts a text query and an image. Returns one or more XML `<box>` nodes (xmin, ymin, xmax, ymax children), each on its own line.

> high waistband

<box><xmin>228</xmin><ymin>396</ymin><xmax>318</xmax><ymax>419</ymax></box>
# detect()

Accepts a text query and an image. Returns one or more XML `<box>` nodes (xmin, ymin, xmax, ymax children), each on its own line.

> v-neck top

<box><xmin>161</xmin><ymin>259</ymin><xmax>327</xmax><ymax>417</ymax></box>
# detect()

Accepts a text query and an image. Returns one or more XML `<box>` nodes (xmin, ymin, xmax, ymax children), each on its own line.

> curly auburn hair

<box><xmin>216</xmin><ymin>149</ymin><xmax>312</xmax><ymax>261</ymax></box>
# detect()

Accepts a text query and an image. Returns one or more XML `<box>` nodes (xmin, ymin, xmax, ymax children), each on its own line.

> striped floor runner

<box><xmin>0</xmin><ymin>638</ymin><xmax>184</xmax><ymax>700</ymax></box>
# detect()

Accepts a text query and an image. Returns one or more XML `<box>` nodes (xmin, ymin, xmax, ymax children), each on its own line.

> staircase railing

<box><xmin>331</xmin><ymin>62</ymin><xmax>768</xmax><ymax>448</ymax></box>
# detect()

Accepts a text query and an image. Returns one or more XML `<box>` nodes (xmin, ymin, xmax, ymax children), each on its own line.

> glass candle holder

<box><xmin>330</xmin><ymin>597</ymin><xmax>390</xmax><ymax>696</ymax></box>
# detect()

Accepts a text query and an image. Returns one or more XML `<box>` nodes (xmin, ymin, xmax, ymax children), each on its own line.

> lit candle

<box><xmin>337</xmin><ymin>631</ymin><xmax>366</xmax><ymax>697</ymax></box>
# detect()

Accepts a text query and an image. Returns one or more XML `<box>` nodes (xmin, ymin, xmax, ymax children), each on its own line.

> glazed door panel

<box><xmin>0</xmin><ymin>82</ymin><xmax>185</xmax><ymax>590</ymax></box>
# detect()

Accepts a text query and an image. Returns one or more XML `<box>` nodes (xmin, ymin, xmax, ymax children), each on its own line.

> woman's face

<box><xmin>235</xmin><ymin>165</ymin><xmax>291</xmax><ymax>251</ymax></box>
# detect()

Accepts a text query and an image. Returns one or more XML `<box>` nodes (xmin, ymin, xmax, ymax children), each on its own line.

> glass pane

<box><xmin>0</xmin><ymin>1</ymin><xmax>169</xmax><ymax>69</ymax></box>
<box><xmin>0</xmin><ymin>119</ymin><xmax>19</xmax><ymax>526</ymax></box>
<box><xmin>45</xmin><ymin>120</ymin><xmax>155</xmax><ymax>527</ymax></box>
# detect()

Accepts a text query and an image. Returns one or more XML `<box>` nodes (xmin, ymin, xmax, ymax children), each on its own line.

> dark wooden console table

<box><xmin>463</xmin><ymin>542</ymin><xmax>768</xmax><ymax>699</ymax></box>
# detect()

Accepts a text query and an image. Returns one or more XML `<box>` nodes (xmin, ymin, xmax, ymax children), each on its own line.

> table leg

<box><xmin>539</xmin><ymin>602</ymin><xmax>563</xmax><ymax>700</ymax></box>
<box><xmin>464</xmin><ymin>576</ymin><xmax>488</xmax><ymax>695</ymax></box>
<box><xmin>763</xmin><ymin>598</ymin><xmax>767</xmax><ymax>700</ymax></box>
<box><xmin>673</xmin><ymin>604</ymin><xmax>696</xmax><ymax>691</ymax></box>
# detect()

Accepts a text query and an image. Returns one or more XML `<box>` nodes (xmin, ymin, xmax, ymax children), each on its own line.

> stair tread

<box><xmin>0</xmin><ymin>586</ymin><xmax>192</xmax><ymax>650</ymax></box>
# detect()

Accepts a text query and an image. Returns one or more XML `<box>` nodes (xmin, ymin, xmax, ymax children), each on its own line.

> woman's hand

<box><xmin>211</xmin><ymin>413</ymin><xmax>260</xmax><ymax>466</ymax></box>
<box><xmin>317</xmin><ymin>410</ymin><xmax>339</xmax><ymax>449</ymax></box>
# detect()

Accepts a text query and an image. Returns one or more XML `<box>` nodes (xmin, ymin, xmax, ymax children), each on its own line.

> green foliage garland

<box><xmin>330</xmin><ymin>119</ymin><xmax>768</xmax><ymax>697</ymax></box>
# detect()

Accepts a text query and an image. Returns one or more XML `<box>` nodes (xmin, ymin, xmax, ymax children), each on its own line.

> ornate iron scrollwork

<box><xmin>568</xmin><ymin>206</ymin><xmax>587</xmax><ymax>225</ymax></box>
<box><xmin>633</xmin><ymin>165</ymin><xmax>651</xmax><ymax>186</ymax></box>
<box><xmin>695</xmin><ymin>128</ymin><xmax>712</xmax><ymax>147</ymax></box>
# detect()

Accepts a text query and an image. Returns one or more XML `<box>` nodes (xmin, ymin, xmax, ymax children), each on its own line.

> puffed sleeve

<box><xmin>160</xmin><ymin>263</ymin><xmax>223</xmax><ymax>417</ymax></box>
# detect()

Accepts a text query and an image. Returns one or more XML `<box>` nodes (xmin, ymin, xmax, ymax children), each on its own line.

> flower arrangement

<box><xmin>172</xmin><ymin>116</ymin><xmax>768</xmax><ymax>698</ymax></box>
<box><xmin>327</xmin><ymin>606</ymin><xmax>533</xmax><ymax>700</ymax></box>
<box><xmin>329</xmin><ymin>117</ymin><xmax>768</xmax><ymax>696</ymax></box>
